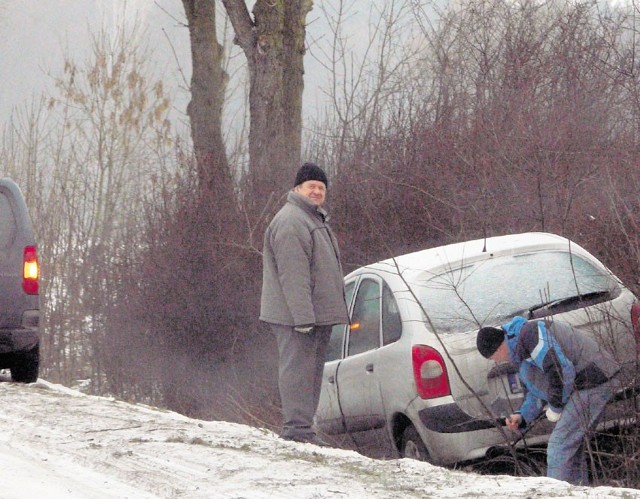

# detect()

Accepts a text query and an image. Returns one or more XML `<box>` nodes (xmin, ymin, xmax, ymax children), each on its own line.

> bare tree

<box><xmin>182</xmin><ymin>0</ymin><xmax>236</xmax><ymax>211</ymax></box>
<box><xmin>221</xmin><ymin>0</ymin><xmax>312</xmax><ymax>215</ymax></box>
<box><xmin>98</xmin><ymin>0</ymin><xmax>317</xmax><ymax>419</ymax></box>
<box><xmin>306</xmin><ymin>0</ymin><xmax>423</xmax><ymax>170</ymax></box>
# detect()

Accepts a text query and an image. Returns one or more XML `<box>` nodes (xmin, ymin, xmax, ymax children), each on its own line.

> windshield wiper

<box><xmin>526</xmin><ymin>290</ymin><xmax>611</xmax><ymax>319</ymax></box>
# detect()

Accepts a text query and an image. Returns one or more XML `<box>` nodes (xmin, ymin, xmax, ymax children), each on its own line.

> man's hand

<box><xmin>505</xmin><ymin>414</ymin><xmax>523</xmax><ymax>431</ymax></box>
<box><xmin>294</xmin><ymin>324</ymin><xmax>314</xmax><ymax>334</ymax></box>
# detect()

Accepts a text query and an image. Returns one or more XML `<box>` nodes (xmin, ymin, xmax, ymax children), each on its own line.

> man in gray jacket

<box><xmin>260</xmin><ymin>162</ymin><xmax>349</xmax><ymax>446</ymax></box>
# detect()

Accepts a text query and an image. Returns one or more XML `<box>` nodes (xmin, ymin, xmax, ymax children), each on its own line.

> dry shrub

<box><xmin>103</xmin><ymin>163</ymin><xmax>280</xmax><ymax>424</ymax></box>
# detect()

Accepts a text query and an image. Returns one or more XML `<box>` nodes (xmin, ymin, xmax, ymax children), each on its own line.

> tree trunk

<box><xmin>222</xmin><ymin>0</ymin><xmax>312</xmax><ymax>214</ymax></box>
<box><xmin>182</xmin><ymin>0</ymin><xmax>236</xmax><ymax>211</ymax></box>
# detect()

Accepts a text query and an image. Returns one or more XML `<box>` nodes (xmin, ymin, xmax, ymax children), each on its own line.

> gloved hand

<box><xmin>294</xmin><ymin>324</ymin><xmax>314</xmax><ymax>334</ymax></box>
<box><xmin>546</xmin><ymin>407</ymin><xmax>562</xmax><ymax>422</ymax></box>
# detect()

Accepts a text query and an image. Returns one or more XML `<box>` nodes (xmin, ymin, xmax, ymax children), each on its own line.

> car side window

<box><xmin>382</xmin><ymin>283</ymin><xmax>402</xmax><ymax>345</ymax></box>
<box><xmin>0</xmin><ymin>192</ymin><xmax>16</xmax><ymax>249</ymax></box>
<box><xmin>348</xmin><ymin>278</ymin><xmax>381</xmax><ymax>356</ymax></box>
<box><xmin>325</xmin><ymin>281</ymin><xmax>356</xmax><ymax>362</ymax></box>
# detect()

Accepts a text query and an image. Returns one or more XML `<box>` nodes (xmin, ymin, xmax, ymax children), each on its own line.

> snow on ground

<box><xmin>1</xmin><ymin>378</ymin><xmax>639</xmax><ymax>499</ymax></box>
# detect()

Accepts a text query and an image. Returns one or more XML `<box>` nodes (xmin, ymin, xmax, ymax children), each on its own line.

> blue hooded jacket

<box><xmin>502</xmin><ymin>316</ymin><xmax>577</xmax><ymax>424</ymax></box>
<box><xmin>502</xmin><ymin>316</ymin><xmax>620</xmax><ymax>425</ymax></box>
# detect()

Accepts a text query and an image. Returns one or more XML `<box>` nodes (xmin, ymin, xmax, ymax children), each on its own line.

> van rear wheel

<box><xmin>400</xmin><ymin>424</ymin><xmax>431</xmax><ymax>461</ymax></box>
<box><xmin>11</xmin><ymin>344</ymin><xmax>39</xmax><ymax>383</ymax></box>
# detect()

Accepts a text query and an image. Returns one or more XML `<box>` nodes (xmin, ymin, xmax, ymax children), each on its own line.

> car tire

<box><xmin>473</xmin><ymin>449</ymin><xmax>547</xmax><ymax>477</ymax></box>
<box><xmin>400</xmin><ymin>424</ymin><xmax>431</xmax><ymax>461</ymax></box>
<box><xmin>11</xmin><ymin>344</ymin><xmax>39</xmax><ymax>383</ymax></box>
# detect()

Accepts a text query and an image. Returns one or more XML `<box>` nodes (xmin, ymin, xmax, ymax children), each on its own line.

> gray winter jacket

<box><xmin>260</xmin><ymin>191</ymin><xmax>349</xmax><ymax>327</ymax></box>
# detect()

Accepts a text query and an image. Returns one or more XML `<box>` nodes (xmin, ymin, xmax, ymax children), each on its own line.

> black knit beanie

<box><xmin>477</xmin><ymin>326</ymin><xmax>506</xmax><ymax>359</ymax></box>
<box><xmin>294</xmin><ymin>162</ymin><xmax>328</xmax><ymax>188</ymax></box>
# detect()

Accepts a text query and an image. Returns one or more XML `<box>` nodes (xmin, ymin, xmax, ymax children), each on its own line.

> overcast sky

<box><xmin>0</xmin><ymin>0</ymin><xmax>190</xmax><ymax>123</ymax></box>
<box><xmin>0</xmin><ymin>0</ymin><xmax>389</xmax><ymax>129</ymax></box>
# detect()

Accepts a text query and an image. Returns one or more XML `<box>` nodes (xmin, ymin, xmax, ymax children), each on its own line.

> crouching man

<box><xmin>477</xmin><ymin>316</ymin><xmax>622</xmax><ymax>485</ymax></box>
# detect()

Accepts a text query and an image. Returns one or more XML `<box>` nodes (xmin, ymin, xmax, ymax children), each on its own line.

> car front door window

<box><xmin>348</xmin><ymin>278</ymin><xmax>381</xmax><ymax>356</ymax></box>
<box><xmin>326</xmin><ymin>281</ymin><xmax>356</xmax><ymax>362</ymax></box>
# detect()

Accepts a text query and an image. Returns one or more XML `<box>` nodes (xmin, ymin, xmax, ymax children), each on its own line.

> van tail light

<box><xmin>23</xmin><ymin>246</ymin><xmax>39</xmax><ymax>295</ymax></box>
<box><xmin>412</xmin><ymin>344</ymin><xmax>451</xmax><ymax>399</ymax></box>
<box><xmin>632</xmin><ymin>303</ymin><xmax>640</xmax><ymax>354</ymax></box>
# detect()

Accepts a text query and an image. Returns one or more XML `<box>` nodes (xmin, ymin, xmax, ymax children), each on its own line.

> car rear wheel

<box><xmin>400</xmin><ymin>424</ymin><xmax>431</xmax><ymax>461</ymax></box>
<box><xmin>11</xmin><ymin>344</ymin><xmax>39</xmax><ymax>383</ymax></box>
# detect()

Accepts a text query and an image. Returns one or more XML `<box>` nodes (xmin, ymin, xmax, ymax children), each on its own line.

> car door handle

<box><xmin>365</xmin><ymin>363</ymin><xmax>374</xmax><ymax>373</ymax></box>
<box><xmin>327</xmin><ymin>375</ymin><xmax>335</xmax><ymax>384</ymax></box>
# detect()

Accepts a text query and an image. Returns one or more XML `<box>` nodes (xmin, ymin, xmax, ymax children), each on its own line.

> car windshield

<box><xmin>411</xmin><ymin>251</ymin><xmax>618</xmax><ymax>332</ymax></box>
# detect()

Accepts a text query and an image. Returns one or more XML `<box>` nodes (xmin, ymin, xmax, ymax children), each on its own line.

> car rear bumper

<box><xmin>418</xmin><ymin>403</ymin><xmax>496</xmax><ymax>433</ymax></box>
<box><xmin>0</xmin><ymin>328</ymin><xmax>39</xmax><ymax>354</ymax></box>
<box><xmin>413</xmin><ymin>384</ymin><xmax>640</xmax><ymax>465</ymax></box>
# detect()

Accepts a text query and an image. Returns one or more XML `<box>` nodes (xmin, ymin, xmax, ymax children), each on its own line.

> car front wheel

<box><xmin>400</xmin><ymin>424</ymin><xmax>431</xmax><ymax>461</ymax></box>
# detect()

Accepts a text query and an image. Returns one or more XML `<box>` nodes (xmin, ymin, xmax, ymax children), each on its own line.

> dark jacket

<box><xmin>260</xmin><ymin>191</ymin><xmax>349</xmax><ymax>327</ymax></box>
<box><xmin>503</xmin><ymin>316</ymin><xmax>620</xmax><ymax>424</ymax></box>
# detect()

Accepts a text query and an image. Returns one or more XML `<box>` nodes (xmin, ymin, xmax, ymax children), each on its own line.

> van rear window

<box><xmin>0</xmin><ymin>192</ymin><xmax>17</xmax><ymax>249</ymax></box>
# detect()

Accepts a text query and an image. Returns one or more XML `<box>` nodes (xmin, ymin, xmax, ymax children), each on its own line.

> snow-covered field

<box><xmin>1</xmin><ymin>378</ymin><xmax>638</xmax><ymax>498</ymax></box>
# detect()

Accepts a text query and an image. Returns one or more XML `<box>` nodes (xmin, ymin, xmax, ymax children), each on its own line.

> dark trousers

<box><xmin>271</xmin><ymin>323</ymin><xmax>332</xmax><ymax>438</ymax></box>
<box><xmin>547</xmin><ymin>375</ymin><xmax>622</xmax><ymax>484</ymax></box>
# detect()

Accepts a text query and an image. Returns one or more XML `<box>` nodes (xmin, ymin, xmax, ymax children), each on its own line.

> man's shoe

<box><xmin>307</xmin><ymin>435</ymin><xmax>330</xmax><ymax>447</ymax></box>
<box><xmin>281</xmin><ymin>434</ymin><xmax>331</xmax><ymax>447</ymax></box>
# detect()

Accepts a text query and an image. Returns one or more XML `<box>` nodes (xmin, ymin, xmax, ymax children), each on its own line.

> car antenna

<box><xmin>482</xmin><ymin>227</ymin><xmax>487</xmax><ymax>252</ymax></box>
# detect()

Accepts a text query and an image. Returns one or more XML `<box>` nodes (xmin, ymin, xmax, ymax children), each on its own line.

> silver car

<box><xmin>317</xmin><ymin>232</ymin><xmax>640</xmax><ymax>465</ymax></box>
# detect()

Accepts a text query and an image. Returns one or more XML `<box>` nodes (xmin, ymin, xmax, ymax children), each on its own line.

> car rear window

<box><xmin>0</xmin><ymin>192</ymin><xmax>17</xmax><ymax>249</ymax></box>
<box><xmin>414</xmin><ymin>251</ymin><xmax>619</xmax><ymax>333</ymax></box>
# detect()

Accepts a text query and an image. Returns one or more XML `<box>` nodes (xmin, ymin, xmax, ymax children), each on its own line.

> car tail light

<box><xmin>412</xmin><ymin>344</ymin><xmax>451</xmax><ymax>399</ymax></box>
<box><xmin>23</xmin><ymin>246</ymin><xmax>39</xmax><ymax>295</ymax></box>
<box><xmin>632</xmin><ymin>303</ymin><xmax>640</xmax><ymax>353</ymax></box>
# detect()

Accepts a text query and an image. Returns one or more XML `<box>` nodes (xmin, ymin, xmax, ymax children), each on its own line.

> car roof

<box><xmin>346</xmin><ymin>232</ymin><xmax>594</xmax><ymax>280</ymax></box>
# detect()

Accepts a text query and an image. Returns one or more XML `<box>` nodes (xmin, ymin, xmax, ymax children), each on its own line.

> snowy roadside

<box><xmin>0</xmin><ymin>378</ymin><xmax>638</xmax><ymax>498</ymax></box>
